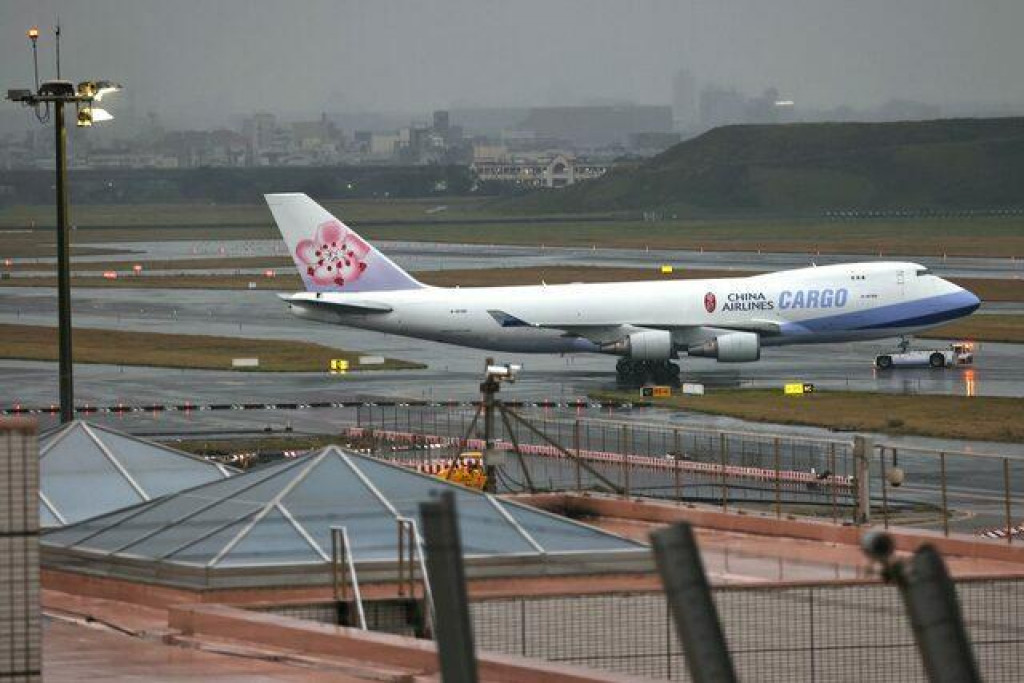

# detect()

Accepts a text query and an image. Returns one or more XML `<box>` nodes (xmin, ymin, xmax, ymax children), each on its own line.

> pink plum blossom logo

<box><xmin>295</xmin><ymin>220</ymin><xmax>370</xmax><ymax>288</ymax></box>
<box><xmin>704</xmin><ymin>292</ymin><xmax>717</xmax><ymax>313</ymax></box>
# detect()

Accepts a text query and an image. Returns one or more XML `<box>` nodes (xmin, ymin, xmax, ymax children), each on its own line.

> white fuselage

<box><xmin>283</xmin><ymin>261</ymin><xmax>980</xmax><ymax>356</ymax></box>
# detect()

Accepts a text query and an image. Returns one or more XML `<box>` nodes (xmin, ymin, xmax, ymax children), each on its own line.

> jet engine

<box><xmin>600</xmin><ymin>329</ymin><xmax>674</xmax><ymax>360</ymax></box>
<box><xmin>687</xmin><ymin>332</ymin><xmax>760</xmax><ymax>362</ymax></box>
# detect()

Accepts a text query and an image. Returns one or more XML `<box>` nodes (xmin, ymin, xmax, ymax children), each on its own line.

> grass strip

<box><xmin>0</xmin><ymin>324</ymin><xmax>423</xmax><ymax>372</ymax></box>
<box><xmin>921</xmin><ymin>315</ymin><xmax>1024</xmax><ymax>344</ymax></box>
<box><xmin>591</xmin><ymin>389</ymin><xmax>1024</xmax><ymax>443</ymax></box>
<box><xmin>2</xmin><ymin>204</ymin><xmax>1023</xmax><ymax>258</ymax></box>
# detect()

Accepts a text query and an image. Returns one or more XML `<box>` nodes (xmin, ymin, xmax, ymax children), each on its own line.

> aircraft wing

<box><xmin>280</xmin><ymin>294</ymin><xmax>392</xmax><ymax>315</ymax></box>
<box><xmin>488</xmin><ymin>310</ymin><xmax>782</xmax><ymax>346</ymax></box>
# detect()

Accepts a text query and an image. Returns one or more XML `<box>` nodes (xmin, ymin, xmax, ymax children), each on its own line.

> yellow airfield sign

<box><xmin>329</xmin><ymin>359</ymin><xmax>350</xmax><ymax>375</ymax></box>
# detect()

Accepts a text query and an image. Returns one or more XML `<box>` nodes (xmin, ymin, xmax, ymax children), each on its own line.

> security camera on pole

<box><xmin>6</xmin><ymin>26</ymin><xmax>122</xmax><ymax>423</ymax></box>
<box><xmin>479</xmin><ymin>358</ymin><xmax>520</xmax><ymax>492</ymax></box>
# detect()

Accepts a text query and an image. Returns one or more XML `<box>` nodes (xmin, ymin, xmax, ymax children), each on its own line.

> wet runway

<box><xmin>15</xmin><ymin>239</ymin><xmax>1024</xmax><ymax>279</ymax></box>
<box><xmin>0</xmin><ymin>284</ymin><xmax>1018</xmax><ymax>406</ymax></box>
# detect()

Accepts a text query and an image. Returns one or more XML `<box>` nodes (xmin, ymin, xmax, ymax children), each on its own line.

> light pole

<box><xmin>6</xmin><ymin>27</ymin><xmax>121</xmax><ymax>423</ymax></box>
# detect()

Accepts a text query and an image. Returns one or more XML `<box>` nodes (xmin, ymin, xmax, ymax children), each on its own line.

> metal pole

<box><xmin>497</xmin><ymin>405</ymin><xmax>536</xmax><ymax>493</ymax></box>
<box><xmin>1004</xmin><ymin>458</ymin><xmax>1013</xmax><ymax>545</ymax></box>
<box><xmin>651</xmin><ymin>522</ymin><xmax>738</xmax><ymax>683</ymax></box>
<box><xmin>830</xmin><ymin>442</ymin><xmax>838</xmax><ymax>524</ymax></box>
<box><xmin>502</xmin><ymin>407</ymin><xmax>622</xmax><ymax>493</ymax></box>
<box><xmin>54</xmin><ymin>100</ymin><xmax>74</xmax><ymax>423</ymax></box>
<box><xmin>573</xmin><ymin>419</ymin><xmax>581</xmax><ymax>493</ymax></box>
<box><xmin>898</xmin><ymin>545</ymin><xmax>982</xmax><ymax>683</ymax></box>
<box><xmin>719</xmin><ymin>433</ymin><xmax>728</xmax><ymax>511</ymax></box>
<box><xmin>674</xmin><ymin>429</ymin><xmax>681</xmax><ymax>502</ymax></box>
<box><xmin>397</xmin><ymin>519</ymin><xmax>406</xmax><ymax>596</ymax></box>
<box><xmin>880</xmin><ymin>447</ymin><xmax>889</xmax><ymax>529</ymax></box>
<box><xmin>419</xmin><ymin>491</ymin><xmax>479</xmax><ymax>683</ymax></box>
<box><xmin>331</xmin><ymin>527</ymin><xmax>342</xmax><ymax>601</ymax></box>
<box><xmin>774</xmin><ymin>437</ymin><xmax>781</xmax><ymax>518</ymax></box>
<box><xmin>853</xmin><ymin>436</ymin><xmax>871</xmax><ymax>524</ymax></box>
<box><xmin>622</xmin><ymin>425</ymin><xmax>630</xmax><ymax>498</ymax></box>
<box><xmin>940</xmin><ymin>452</ymin><xmax>949</xmax><ymax>537</ymax></box>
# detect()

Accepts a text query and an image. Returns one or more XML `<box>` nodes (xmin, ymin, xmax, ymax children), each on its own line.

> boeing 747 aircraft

<box><xmin>267</xmin><ymin>194</ymin><xmax>980</xmax><ymax>383</ymax></box>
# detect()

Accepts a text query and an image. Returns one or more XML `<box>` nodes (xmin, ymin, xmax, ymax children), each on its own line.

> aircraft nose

<box><xmin>961</xmin><ymin>287</ymin><xmax>981</xmax><ymax>313</ymax></box>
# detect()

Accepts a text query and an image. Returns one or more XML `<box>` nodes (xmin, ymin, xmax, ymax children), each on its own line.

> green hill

<box><xmin>511</xmin><ymin>118</ymin><xmax>1024</xmax><ymax>214</ymax></box>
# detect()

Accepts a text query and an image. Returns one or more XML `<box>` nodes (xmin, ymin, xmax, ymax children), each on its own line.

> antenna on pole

<box><xmin>27</xmin><ymin>27</ymin><xmax>40</xmax><ymax>90</ymax></box>
<box><xmin>55</xmin><ymin>21</ymin><xmax>62</xmax><ymax>79</ymax></box>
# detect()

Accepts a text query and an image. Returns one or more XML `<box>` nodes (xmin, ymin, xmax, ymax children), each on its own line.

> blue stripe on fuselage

<box><xmin>779</xmin><ymin>290</ymin><xmax>980</xmax><ymax>336</ymax></box>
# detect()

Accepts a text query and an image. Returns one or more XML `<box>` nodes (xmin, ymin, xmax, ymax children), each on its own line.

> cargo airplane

<box><xmin>267</xmin><ymin>194</ymin><xmax>981</xmax><ymax>383</ymax></box>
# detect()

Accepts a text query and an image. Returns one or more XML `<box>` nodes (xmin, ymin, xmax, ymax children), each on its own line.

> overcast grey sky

<box><xmin>3</xmin><ymin>0</ymin><xmax>1023</xmax><ymax>127</ymax></box>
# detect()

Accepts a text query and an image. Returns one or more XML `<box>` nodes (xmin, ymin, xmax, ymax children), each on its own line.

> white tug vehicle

<box><xmin>875</xmin><ymin>339</ymin><xmax>974</xmax><ymax>370</ymax></box>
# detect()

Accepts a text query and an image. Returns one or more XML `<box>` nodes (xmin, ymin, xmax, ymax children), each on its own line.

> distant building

<box><xmin>515</xmin><ymin>105</ymin><xmax>674</xmax><ymax>148</ymax></box>
<box><xmin>629</xmin><ymin>131</ymin><xmax>682</xmax><ymax>154</ymax></box>
<box><xmin>160</xmin><ymin>129</ymin><xmax>247</xmax><ymax>168</ymax></box>
<box><xmin>369</xmin><ymin>132</ymin><xmax>402</xmax><ymax>158</ymax></box>
<box><xmin>472</xmin><ymin>143</ymin><xmax>509</xmax><ymax>162</ymax></box>
<box><xmin>699</xmin><ymin>85</ymin><xmax>748</xmax><ymax>128</ymax></box>
<box><xmin>472</xmin><ymin>154</ymin><xmax>608</xmax><ymax>188</ymax></box>
<box><xmin>672</xmin><ymin>69</ymin><xmax>698</xmax><ymax>131</ymax></box>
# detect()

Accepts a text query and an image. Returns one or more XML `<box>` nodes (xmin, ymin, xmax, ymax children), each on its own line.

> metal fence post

<box><xmin>622</xmin><ymin>425</ymin><xmax>630</xmax><ymax>498</ymax></box>
<box><xmin>719</xmin><ymin>433</ymin><xmax>728</xmax><ymax>511</ymax></box>
<box><xmin>651</xmin><ymin>522</ymin><xmax>738</xmax><ymax>683</ymax></box>
<box><xmin>1004</xmin><ymin>458</ymin><xmax>1013</xmax><ymax>545</ymax></box>
<box><xmin>880</xmin><ymin>446</ymin><xmax>890</xmax><ymax>529</ymax></box>
<box><xmin>419</xmin><ymin>491</ymin><xmax>479</xmax><ymax>683</ymax></box>
<box><xmin>940</xmin><ymin>452</ymin><xmax>949</xmax><ymax>537</ymax></box>
<box><xmin>674</xmin><ymin>429</ymin><xmax>682</xmax><ymax>502</ymax></box>
<box><xmin>574</xmin><ymin>419</ymin><xmax>582</xmax><ymax>493</ymax></box>
<box><xmin>331</xmin><ymin>527</ymin><xmax>342</xmax><ymax>601</ymax></box>
<box><xmin>853</xmin><ymin>436</ymin><xmax>871</xmax><ymax>525</ymax></box>
<box><xmin>829</xmin><ymin>442</ymin><xmax>838</xmax><ymax>524</ymax></box>
<box><xmin>774</xmin><ymin>437</ymin><xmax>781</xmax><ymax>519</ymax></box>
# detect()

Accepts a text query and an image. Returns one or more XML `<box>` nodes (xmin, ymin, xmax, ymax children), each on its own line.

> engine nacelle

<box><xmin>600</xmin><ymin>330</ymin><xmax>674</xmax><ymax>360</ymax></box>
<box><xmin>688</xmin><ymin>332</ymin><xmax>760</xmax><ymax>363</ymax></box>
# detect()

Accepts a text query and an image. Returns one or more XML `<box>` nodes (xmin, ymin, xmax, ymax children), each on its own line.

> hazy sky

<box><xmin>3</xmin><ymin>0</ymin><xmax>1023</xmax><ymax>127</ymax></box>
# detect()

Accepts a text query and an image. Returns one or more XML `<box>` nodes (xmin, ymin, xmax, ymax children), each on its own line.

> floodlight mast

<box><xmin>5</xmin><ymin>27</ymin><xmax>122</xmax><ymax>423</ymax></box>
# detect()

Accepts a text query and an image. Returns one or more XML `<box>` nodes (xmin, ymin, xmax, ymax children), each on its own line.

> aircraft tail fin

<box><xmin>265</xmin><ymin>193</ymin><xmax>424</xmax><ymax>293</ymax></box>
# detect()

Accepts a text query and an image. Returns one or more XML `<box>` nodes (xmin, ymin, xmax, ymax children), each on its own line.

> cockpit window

<box><xmin>916</xmin><ymin>268</ymin><xmax>932</xmax><ymax>276</ymax></box>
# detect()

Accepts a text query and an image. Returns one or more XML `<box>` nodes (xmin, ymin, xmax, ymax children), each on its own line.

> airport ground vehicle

<box><xmin>875</xmin><ymin>342</ymin><xmax>974</xmax><ymax>369</ymax></box>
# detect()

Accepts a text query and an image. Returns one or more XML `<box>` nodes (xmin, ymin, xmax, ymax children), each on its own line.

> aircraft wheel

<box><xmin>652</xmin><ymin>361</ymin><xmax>681</xmax><ymax>386</ymax></box>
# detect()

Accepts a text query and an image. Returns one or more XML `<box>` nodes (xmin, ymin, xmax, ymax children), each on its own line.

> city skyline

<box><xmin>3</xmin><ymin>0</ymin><xmax>1024</xmax><ymax>133</ymax></box>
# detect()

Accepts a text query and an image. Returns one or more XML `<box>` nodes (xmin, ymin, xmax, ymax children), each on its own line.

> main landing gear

<box><xmin>616</xmin><ymin>359</ymin><xmax>681</xmax><ymax>387</ymax></box>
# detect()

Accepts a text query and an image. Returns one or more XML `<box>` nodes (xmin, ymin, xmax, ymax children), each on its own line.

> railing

<box><xmin>396</xmin><ymin>516</ymin><xmax>436</xmax><ymax>637</ymax></box>
<box><xmin>349</xmin><ymin>404</ymin><xmax>1024</xmax><ymax>541</ymax></box>
<box><xmin>874</xmin><ymin>443</ymin><xmax>1023</xmax><ymax>543</ymax></box>
<box><xmin>469</xmin><ymin>577</ymin><xmax>1024</xmax><ymax>682</ymax></box>
<box><xmin>330</xmin><ymin>526</ymin><xmax>366</xmax><ymax>630</ymax></box>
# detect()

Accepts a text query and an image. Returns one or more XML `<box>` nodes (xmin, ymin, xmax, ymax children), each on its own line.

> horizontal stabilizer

<box><xmin>280</xmin><ymin>294</ymin><xmax>392</xmax><ymax>315</ymax></box>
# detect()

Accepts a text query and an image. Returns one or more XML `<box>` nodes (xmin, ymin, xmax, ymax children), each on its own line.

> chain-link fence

<box><xmin>350</xmin><ymin>404</ymin><xmax>1024</xmax><ymax>540</ymax></box>
<box><xmin>470</xmin><ymin>577</ymin><xmax>1024</xmax><ymax>682</ymax></box>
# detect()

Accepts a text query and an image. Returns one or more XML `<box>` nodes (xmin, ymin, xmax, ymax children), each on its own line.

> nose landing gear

<box><xmin>615</xmin><ymin>359</ymin><xmax>681</xmax><ymax>387</ymax></box>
